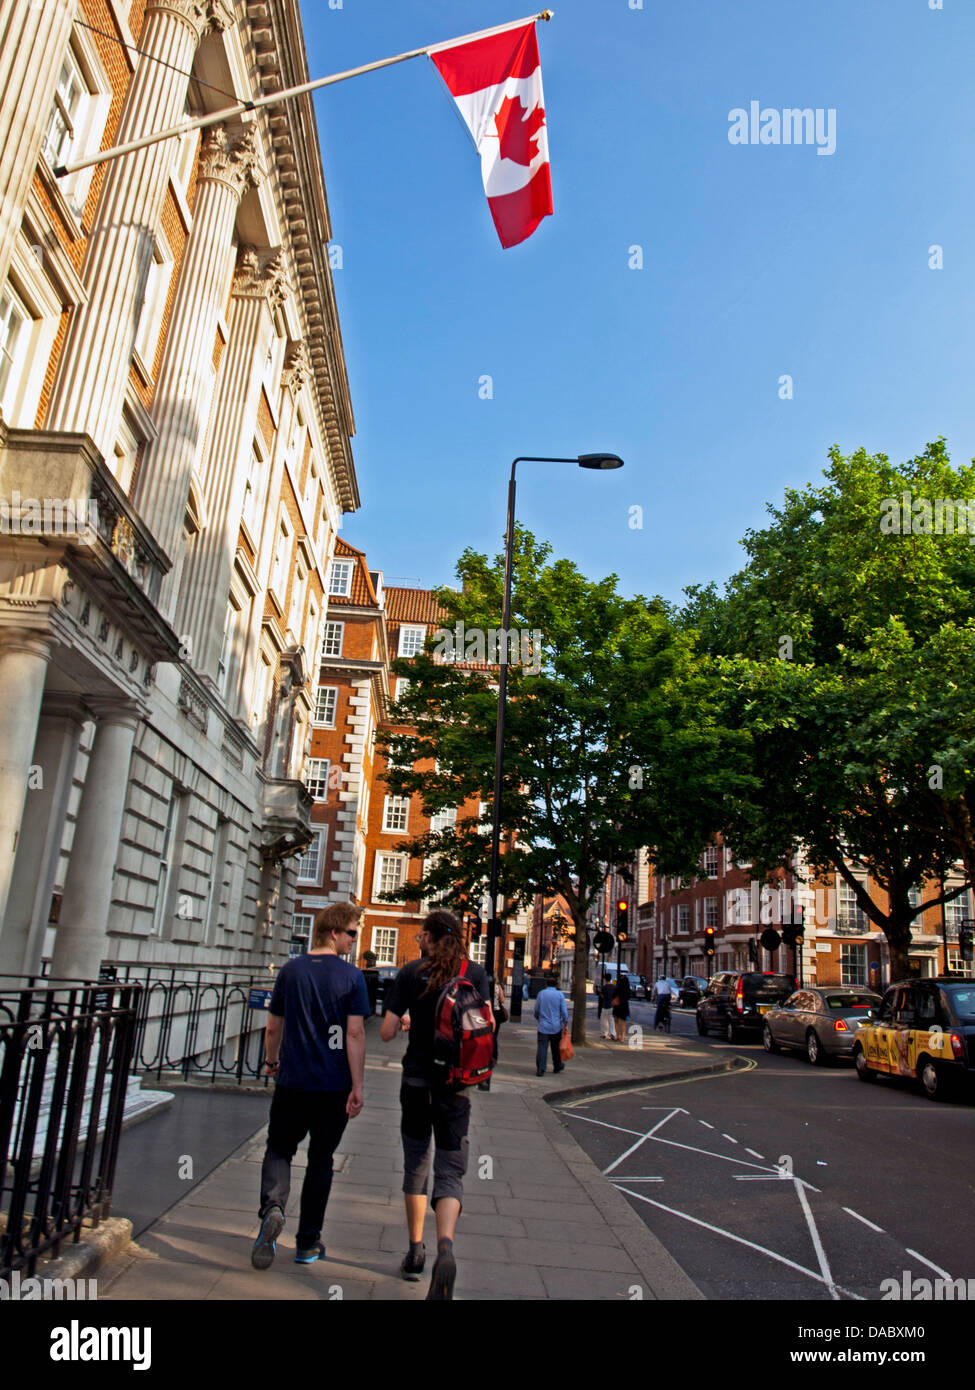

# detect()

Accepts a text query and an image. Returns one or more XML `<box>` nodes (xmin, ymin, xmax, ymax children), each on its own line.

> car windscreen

<box><xmin>944</xmin><ymin>987</ymin><xmax>975</xmax><ymax>1021</ymax></box>
<box><xmin>824</xmin><ymin>993</ymin><xmax>877</xmax><ymax>1010</ymax></box>
<box><xmin>742</xmin><ymin>974</ymin><xmax>796</xmax><ymax>1000</ymax></box>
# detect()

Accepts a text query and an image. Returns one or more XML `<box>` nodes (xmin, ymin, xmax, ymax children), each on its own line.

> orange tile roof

<box><xmin>332</xmin><ymin>537</ymin><xmax>378</xmax><ymax>608</ymax></box>
<box><xmin>384</xmin><ymin>587</ymin><xmax>447</xmax><ymax>626</ymax></box>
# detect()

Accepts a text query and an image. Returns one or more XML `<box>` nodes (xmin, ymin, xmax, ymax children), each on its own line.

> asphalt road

<box><xmin>556</xmin><ymin>1000</ymin><xmax>975</xmax><ymax>1301</ymax></box>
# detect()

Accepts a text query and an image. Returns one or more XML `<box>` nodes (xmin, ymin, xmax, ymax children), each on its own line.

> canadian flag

<box><xmin>431</xmin><ymin>22</ymin><xmax>553</xmax><ymax>249</ymax></box>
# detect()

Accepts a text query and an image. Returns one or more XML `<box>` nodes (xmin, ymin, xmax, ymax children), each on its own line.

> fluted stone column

<box><xmin>0</xmin><ymin>0</ymin><xmax>74</xmax><ymax>287</ymax></box>
<box><xmin>178</xmin><ymin>245</ymin><xmax>285</xmax><ymax>679</ymax></box>
<box><xmin>50</xmin><ymin>699</ymin><xmax>142</xmax><ymax>981</ymax></box>
<box><xmin>134</xmin><ymin>123</ymin><xmax>262</xmax><ymax>587</ymax></box>
<box><xmin>0</xmin><ymin>695</ymin><xmax>86</xmax><ymax>976</ymax></box>
<box><xmin>47</xmin><ymin>0</ymin><xmax>230</xmax><ymax>460</ymax></box>
<box><xmin>0</xmin><ymin>631</ymin><xmax>54</xmax><ymax>942</ymax></box>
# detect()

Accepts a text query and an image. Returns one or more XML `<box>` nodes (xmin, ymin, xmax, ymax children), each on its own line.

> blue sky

<box><xmin>302</xmin><ymin>0</ymin><xmax>975</xmax><ymax>604</ymax></box>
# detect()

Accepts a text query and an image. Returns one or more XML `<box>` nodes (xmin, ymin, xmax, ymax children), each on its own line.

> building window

<box><xmin>321</xmin><ymin>622</ymin><xmax>344</xmax><ymax>658</ymax></box>
<box><xmin>840</xmin><ymin>944</ymin><xmax>867</xmax><ymax>986</ymax></box>
<box><xmin>242</xmin><ymin>441</ymin><xmax>266</xmax><ymax>539</ymax></box>
<box><xmin>291</xmin><ymin>913</ymin><xmax>313</xmax><ymax>956</ymax></box>
<box><xmin>269</xmin><ymin>512</ymin><xmax>293</xmax><ymax>609</ymax></box>
<box><xmin>289</xmin><ymin>561</ymin><xmax>306</xmax><ymax>635</ymax></box>
<box><xmin>398</xmin><ymin>625</ymin><xmax>426</xmax><ymax>658</ymax></box>
<box><xmin>329</xmin><ymin>560</ymin><xmax>353</xmax><ymax>597</ymax></box>
<box><xmin>705</xmin><ymin>896</ymin><xmax>719</xmax><ymax>929</ymax></box>
<box><xmin>297</xmin><ymin>830</ymin><xmax>325</xmax><ymax>884</ymax></box>
<box><xmin>372</xmin><ymin>926</ymin><xmax>398</xmax><ymax>966</ymax></box>
<box><xmin>305</xmin><ymin>759</ymin><xmax>330</xmax><ymax>801</ymax></box>
<box><xmin>837</xmin><ymin>878</ymin><xmax>867</xmax><ymax>931</ymax></box>
<box><xmin>376</xmin><ymin>853</ymin><xmax>406</xmax><ymax>897</ymax></box>
<box><xmin>702</xmin><ymin>847</ymin><xmax>719</xmax><ymax>878</ymax></box>
<box><xmin>0</xmin><ymin>286</ymin><xmax>29</xmax><ymax>410</ymax></box>
<box><xmin>40</xmin><ymin>38</ymin><xmax>111</xmax><ymax>220</ymax></box>
<box><xmin>944</xmin><ymin>893</ymin><xmax>970</xmax><ymax>939</ymax></box>
<box><xmin>430</xmin><ymin>806</ymin><xmax>457</xmax><ymax>834</ymax></box>
<box><xmin>395</xmin><ymin>678</ymin><xmax>411</xmax><ymax>707</ymax></box>
<box><xmin>383</xmin><ymin>796</ymin><xmax>409</xmax><ymax>833</ymax></box>
<box><xmin>677</xmin><ymin>904</ymin><xmax>690</xmax><ymax>935</ymax></box>
<box><xmin>469</xmin><ymin>936</ymin><xmax>487</xmax><ymax>966</ymax></box>
<box><xmin>313</xmin><ymin>687</ymin><xmax>338</xmax><ymax>726</ymax></box>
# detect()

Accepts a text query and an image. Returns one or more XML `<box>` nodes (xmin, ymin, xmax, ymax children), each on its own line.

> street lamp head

<box><xmin>577</xmin><ymin>453</ymin><xmax>624</xmax><ymax>470</ymax></box>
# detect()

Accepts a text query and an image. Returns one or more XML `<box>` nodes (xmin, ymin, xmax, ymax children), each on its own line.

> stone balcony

<box><xmin>261</xmin><ymin>776</ymin><xmax>314</xmax><ymax>865</ymax></box>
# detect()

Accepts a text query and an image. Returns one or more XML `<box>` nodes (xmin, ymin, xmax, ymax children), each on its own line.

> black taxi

<box><xmin>852</xmin><ymin>977</ymin><xmax>975</xmax><ymax>1101</ymax></box>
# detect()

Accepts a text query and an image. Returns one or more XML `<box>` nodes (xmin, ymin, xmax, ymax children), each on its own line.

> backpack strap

<box><xmin>458</xmin><ymin>959</ymin><xmax>468</xmax><ymax>980</ymax></box>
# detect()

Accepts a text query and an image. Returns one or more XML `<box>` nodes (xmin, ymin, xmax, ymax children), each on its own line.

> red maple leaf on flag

<box><xmin>494</xmin><ymin>94</ymin><xmax>546</xmax><ymax>167</ymax></box>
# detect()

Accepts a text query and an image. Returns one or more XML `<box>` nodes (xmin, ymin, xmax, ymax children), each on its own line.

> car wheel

<box><xmin>696</xmin><ymin>1013</ymin><xmax>708</xmax><ymax>1036</ymax></box>
<box><xmin>806</xmin><ymin>1030</ymin><xmax>826</xmax><ymax>1066</ymax></box>
<box><xmin>762</xmin><ymin>1023</ymin><xmax>778</xmax><ymax>1054</ymax></box>
<box><xmin>726</xmin><ymin>1020</ymin><xmax>739</xmax><ymax>1044</ymax></box>
<box><xmin>918</xmin><ymin>1056</ymin><xmax>950</xmax><ymax>1102</ymax></box>
<box><xmin>854</xmin><ymin>1046</ymin><xmax>876</xmax><ymax>1082</ymax></box>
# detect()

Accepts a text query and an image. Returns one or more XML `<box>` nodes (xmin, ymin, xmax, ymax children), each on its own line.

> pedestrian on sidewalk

<box><xmin>380</xmin><ymin>909</ymin><xmax>489</xmax><ymax>1300</ymax></box>
<box><xmin>251</xmin><ymin>903</ymin><xmax>368</xmax><ymax>1271</ymax></box>
<box><xmin>600</xmin><ymin>974</ymin><xmax>616</xmax><ymax>1039</ymax></box>
<box><xmin>613</xmin><ymin>972</ymin><xmax>631</xmax><ymax>1043</ymax></box>
<box><xmin>534</xmin><ymin>973</ymin><xmax>569</xmax><ymax>1075</ymax></box>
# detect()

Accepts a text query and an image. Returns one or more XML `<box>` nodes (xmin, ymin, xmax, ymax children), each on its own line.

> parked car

<box><xmin>852</xmin><ymin>977</ymin><xmax>975</xmax><ymax>1101</ymax></box>
<box><xmin>696</xmin><ymin>971</ymin><xmax>798</xmax><ymax>1042</ymax></box>
<box><xmin>375</xmin><ymin>966</ymin><xmax>399</xmax><ymax>1012</ymax></box>
<box><xmin>628</xmin><ymin>973</ymin><xmax>648</xmax><ymax>1000</ymax></box>
<box><xmin>677</xmin><ymin>975</ymin><xmax>709</xmax><ymax>1008</ymax></box>
<box><xmin>762</xmin><ymin>987</ymin><xmax>881</xmax><ymax>1064</ymax></box>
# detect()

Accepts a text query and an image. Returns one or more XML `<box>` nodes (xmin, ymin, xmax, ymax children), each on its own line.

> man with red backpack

<box><xmin>380</xmin><ymin>909</ymin><xmax>491</xmax><ymax>1300</ymax></box>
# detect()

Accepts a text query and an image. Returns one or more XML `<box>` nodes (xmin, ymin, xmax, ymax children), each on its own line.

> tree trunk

<box><xmin>570</xmin><ymin>907</ymin><xmax>590</xmax><ymax>1046</ymax></box>
<box><xmin>884</xmin><ymin>918</ymin><xmax>913</xmax><ymax>989</ymax></box>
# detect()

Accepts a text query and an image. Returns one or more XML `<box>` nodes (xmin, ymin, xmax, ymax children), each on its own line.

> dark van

<box><xmin>696</xmin><ymin>971</ymin><xmax>798</xmax><ymax>1043</ymax></box>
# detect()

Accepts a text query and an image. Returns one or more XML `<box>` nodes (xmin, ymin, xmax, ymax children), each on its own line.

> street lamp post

<box><xmin>484</xmin><ymin>453</ymin><xmax>624</xmax><ymax>995</ymax></box>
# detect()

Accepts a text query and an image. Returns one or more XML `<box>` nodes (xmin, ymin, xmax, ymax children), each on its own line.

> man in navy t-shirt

<box><xmin>251</xmin><ymin>903</ymin><xmax>369</xmax><ymax>1270</ymax></box>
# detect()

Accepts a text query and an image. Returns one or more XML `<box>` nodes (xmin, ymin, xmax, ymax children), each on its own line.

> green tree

<box><xmin>688</xmin><ymin>442</ymin><xmax>975</xmax><ymax>982</ymax></box>
<box><xmin>380</xmin><ymin>529</ymin><xmax>746</xmax><ymax>1044</ymax></box>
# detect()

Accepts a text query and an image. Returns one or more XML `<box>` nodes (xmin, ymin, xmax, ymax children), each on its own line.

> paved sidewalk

<box><xmin>97</xmin><ymin>1003</ymin><xmax>733</xmax><ymax>1301</ymax></box>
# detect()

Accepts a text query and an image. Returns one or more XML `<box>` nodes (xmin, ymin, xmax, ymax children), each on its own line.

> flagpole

<box><xmin>53</xmin><ymin>10</ymin><xmax>555</xmax><ymax>179</ymax></box>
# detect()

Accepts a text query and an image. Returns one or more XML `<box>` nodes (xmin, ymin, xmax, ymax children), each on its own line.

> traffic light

<box><xmin>782</xmin><ymin>905</ymin><xmax>805</xmax><ymax>949</ymax></box>
<box><xmin>467</xmin><ymin>914</ymin><xmax>481</xmax><ymax>942</ymax></box>
<box><xmin>747</xmin><ymin>938</ymin><xmax>759</xmax><ymax>965</ymax></box>
<box><xmin>616</xmin><ymin>900</ymin><xmax>629</xmax><ymax>942</ymax></box>
<box><xmin>704</xmin><ymin>925</ymin><xmax>716</xmax><ymax>957</ymax></box>
<box><xmin>960</xmin><ymin>924</ymin><xmax>974</xmax><ymax>964</ymax></box>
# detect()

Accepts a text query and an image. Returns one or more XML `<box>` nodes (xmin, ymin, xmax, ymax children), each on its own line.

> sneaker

<box><xmin>400</xmin><ymin>1243</ymin><xmax>425</xmax><ymax>1280</ymax></box>
<box><xmin>294</xmin><ymin>1242</ymin><xmax>325</xmax><ymax>1264</ymax></box>
<box><xmin>251</xmin><ymin>1207</ymin><xmax>284</xmax><ymax>1270</ymax></box>
<box><xmin>425</xmin><ymin>1246</ymin><xmax>457</xmax><ymax>1301</ymax></box>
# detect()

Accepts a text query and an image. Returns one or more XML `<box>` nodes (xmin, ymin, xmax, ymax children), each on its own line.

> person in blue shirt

<box><xmin>534</xmin><ymin>974</ymin><xmax>569</xmax><ymax>1076</ymax></box>
<box><xmin>251</xmin><ymin>902</ymin><xmax>369</xmax><ymax>1270</ymax></box>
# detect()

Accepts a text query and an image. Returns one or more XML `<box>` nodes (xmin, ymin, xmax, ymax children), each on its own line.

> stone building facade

<box><xmin>0</xmin><ymin>0</ymin><xmax>358</xmax><ymax>980</ymax></box>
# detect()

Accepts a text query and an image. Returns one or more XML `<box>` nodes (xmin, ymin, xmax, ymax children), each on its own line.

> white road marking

<box><xmin>612</xmin><ymin>1185</ymin><xmax>863</xmax><ymax>1300</ymax></box>
<box><xmin>906</xmin><ymin>1248</ymin><xmax>952</xmax><ymax>1281</ymax></box>
<box><xmin>603</xmin><ymin>1108</ymin><xmax>681</xmax><ymax>1176</ymax></box>
<box><xmin>649</xmin><ymin>1132</ymin><xmax>782</xmax><ymax>1174</ymax></box>
<box><xmin>699</xmin><ymin>1120</ymin><xmax>715</xmax><ymax>1129</ymax></box>
<box><xmin>795</xmin><ymin>1175</ymin><xmax>840</xmax><ymax>1300</ymax></box>
<box><xmin>733</xmin><ymin>1175</ymin><xmax>821</xmax><ymax>1191</ymax></box>
<box><xmin>722</xmin><ymin>1133</ymin><xmax>738</xmax><ymax>1144</ymax></box>
<box><xmin>746</xmin><ymin>1148</ymin><xmax>765</xmax><ymax>1159</ymax></box>
<box><xmin>612</xmin><ymin>1176</ymin><xmax>663</xmax><ymax>1182</ymax></box>
<box><xmin>562</xmin><ymin>1113</ymin><xmax>644</xmax><ymax>1138</ymax></box>
<box><xmin>843</xmin><ymin>1207</ymin><xmax>884</xmax><ymax>1234</ymax></box>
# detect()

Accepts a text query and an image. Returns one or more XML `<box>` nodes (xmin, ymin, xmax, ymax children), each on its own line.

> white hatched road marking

<box><xmin>795</xmin><ymin>1173</ymin><xmax>841</xmax><ymax>1300</ymax></box>
<box><xmin>905</xmin><ymin>1248</ymin><xmax>952</xmax><ymax>1280</ymax></box>
<box><xmin>613</xmin><ymin>1185</ymin><xmax>864</xmax><ymax>1300</ymax></box>
<box><xmin>843</xmin><ymin>1207</ymin><xmax>884</xmax><ymax>1234</ymax></box>
<box><xmin>722</xmin><ymin>1133</ymin><xmax>738</xmax><ymax>1144</ymax></box>
<box><xmin>746</xmin><ymin>1148</ymin><xmax>765</xmax><ymax>1159</ymax></box>
<box><xmin>602</xmin><ymin>1108</ymin><xmax>683</xmax><ymax>1175</ymax></box>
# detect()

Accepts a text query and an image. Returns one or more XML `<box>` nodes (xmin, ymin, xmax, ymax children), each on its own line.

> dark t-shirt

<box><xmin>384</xmin><ymin>956</ymin><xmax>490</xmax><ymax>1082</ymax></box>
<box><xmin>269</xmin><ymin>952</ymin><xmax>371</xmax><ymax>1091</ymax></box>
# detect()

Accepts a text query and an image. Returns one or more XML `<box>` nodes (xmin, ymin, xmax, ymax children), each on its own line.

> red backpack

<box><xmin>432</xmin><ymin>961</ymin><xmax>495</xmax><ymax>1087</ymax></box>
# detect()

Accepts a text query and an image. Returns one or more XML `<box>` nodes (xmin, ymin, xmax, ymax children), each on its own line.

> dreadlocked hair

<box><xmin>421</xmin><ymin>909</ymin><xmax>469</xmax><ymax>994</ymax></box>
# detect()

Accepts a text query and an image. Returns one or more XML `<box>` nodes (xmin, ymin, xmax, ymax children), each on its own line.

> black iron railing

<box><xmin>0</xmin><ymin>980</ymin><xmax>141</xmax><ymax>1278</ymax></box>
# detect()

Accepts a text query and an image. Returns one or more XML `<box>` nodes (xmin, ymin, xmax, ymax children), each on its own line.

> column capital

<box><xmin>39</xmin><ymin>692</ymin><xmax>88</xmax><ymax>726</ymax></box>
<box><xmin>233</xmin><ymin>244</ymin><xmax>290</xmax><ymax>306</ymax></box>
<box><xmin>145</xmin><ymin>0</ymin><xmax>233</xmax><ymax>41</ymax></box>
<box><xmin>83</xmin><ymin>696</ymin><xmax>145</xmax><ymax>731</ymax></box>
<box><xmin>0</xmin><ymin>628</ymin><xmax>54</xmax><ymax>663</ymax></box>
<box><xmin>198</xmin><ymin>122</ymin><xmax>263</xmax><ymax>199</ymax></box>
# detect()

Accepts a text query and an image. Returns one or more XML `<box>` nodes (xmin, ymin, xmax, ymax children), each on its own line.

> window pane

<box><xmin>314</xmin><ymin>687</ymin><xmax>338</xmax><ymax>725</ymax></box>
<box><xmin>322</xmin><ymin>623</ymin><xmax>343</xmax><ymax>657</ymax></box>
<box><xmin>383</xmin><ymin>796</ymin><xmax>409</xmax><ymax>832</ymax></box>
<box><xmin>329</xmin><ymin>560</ymin><xmax>352</xmax><ymax>596</ymax></box>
